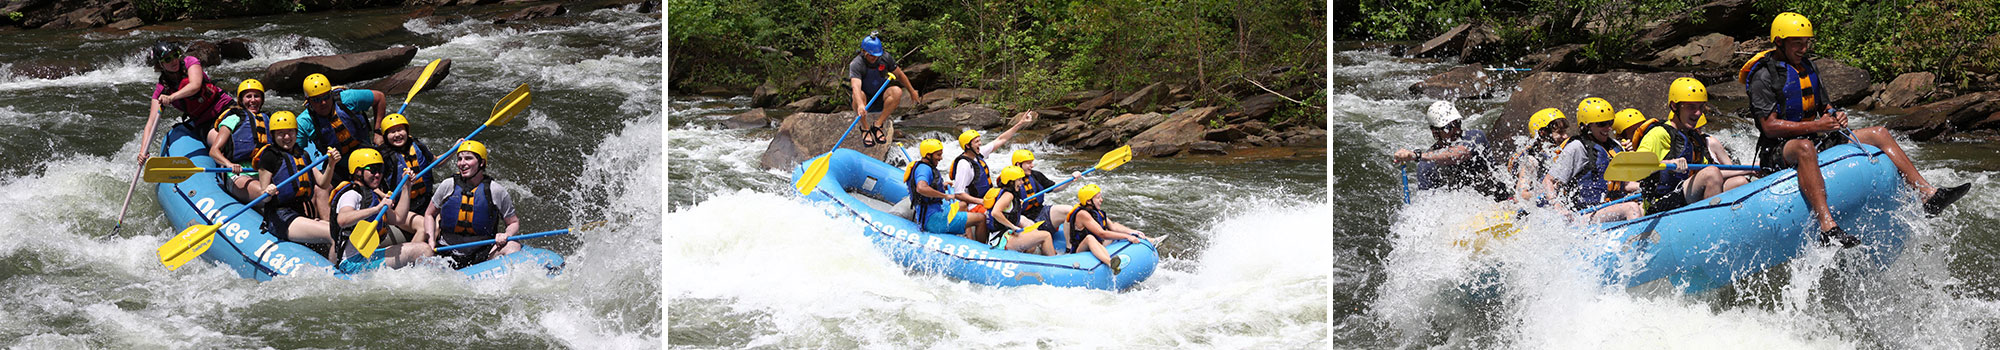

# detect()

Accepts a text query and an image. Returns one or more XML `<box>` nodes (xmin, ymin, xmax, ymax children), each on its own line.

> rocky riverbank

<box><xmin>1378</xmin><ymin>0</ymin><xmax>2000</xmax><ymax>145</ymax></box>
<box><xmin>0</xmin><ymin>0</ymin><xmax>654</xmax><ymax>31</ymax></box>
<box><xmin>710</xmin><ymin>69</ymin><xmax>1328</xmax><ymax>171</ymax></box>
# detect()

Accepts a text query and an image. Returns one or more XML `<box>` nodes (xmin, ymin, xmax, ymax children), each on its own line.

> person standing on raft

<box><xmin>848</xmin><ymin>33</ymin><xmax>920</xmax><ymax>147</ymax></box>
<box><xmin>1743</xmin><ymin>12</ymin><xmax>1970</xmax><ymax>247</ymax></box>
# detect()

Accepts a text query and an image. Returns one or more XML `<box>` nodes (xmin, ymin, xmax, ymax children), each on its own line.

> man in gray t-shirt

<box><xmin>848</xmin><ymin>34</ymin><xmax>920</xmax><ymax>146</ymax></box>
<box><xmin>423</xmin><ymin>140</ymin><xmax>522</xmax><ymax>268</ymax></box>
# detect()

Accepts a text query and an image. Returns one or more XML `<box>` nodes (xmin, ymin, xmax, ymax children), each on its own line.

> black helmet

<box><xmin>148</xmin><ymin>42</ymin><xmax>181</xmax><ymax>65</ymax></box>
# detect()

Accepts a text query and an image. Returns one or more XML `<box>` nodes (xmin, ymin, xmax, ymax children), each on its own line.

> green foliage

<box><xmin>671</xmin><ymin>0</ymin><xmax>1324</xmax><ymax>117</ymax></box>
<box><xmin>1760</xmin><ymin>0</ymin><xmax>2000</xmax><ymax>86</ymax></box>
<box><xmin>134</xmin><ymin>0</ymin><xmax>304</xmax><ymax>22</ymax></box>
<box><xmin>7</xmin><ymin>12</ymin><xmax>23</xmax><ymax>22</ymax></box>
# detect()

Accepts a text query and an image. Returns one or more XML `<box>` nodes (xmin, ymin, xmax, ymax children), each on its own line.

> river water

<box><xmin>666</xmin><ymin>96</ymin><xmax>1331</xmax><ymax>348</ymax></box>
<box><xmin>1330</xmin><ymin>44</ymin><xmax>2000</xmax><ymax>348</ymax></box>
<box><xmin>0</xmin><ymin>4</ymin><xmax>659</xmax><ymax>348</ymax></box>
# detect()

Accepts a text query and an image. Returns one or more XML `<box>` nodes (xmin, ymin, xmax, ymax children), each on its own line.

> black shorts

<box><xmin>1642</xmin><ymin>191</ymin><xmax>1690</xmax><ymax>214</ymax></box>
<box><xmin>1756</xmin><ymin>132</ymin><xmax>1849</xmax><ymax>175</ymax></box>
<box><xmin>444</xmin><ymin>249</ymin><xmax>493</xmax><ymax>270</ymax></box>
<box><xmin>266</xmin><ymin>206</ymin><xmax>306</xmax><ymax>242</ymax></box>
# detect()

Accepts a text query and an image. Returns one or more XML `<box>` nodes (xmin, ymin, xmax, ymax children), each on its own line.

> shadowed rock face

<box><xmin>361</xmin><ymin>59</ymin><xmax>453</xmax><ymax>96</ymax></box>
<box><xmin>262</xmin><ymin>46</ymin><xmax>419</xmax><ymax>96</ymax></box>
<box><xmin>1493</xmin><ymin>71</ymin><xmax>1698</xmax><ymax>150</ymax></box>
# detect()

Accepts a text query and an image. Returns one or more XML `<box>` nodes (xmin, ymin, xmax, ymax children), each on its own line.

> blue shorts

<box><xmin>335</xmin><ymin>254</ymin><xmax>386</xmax><ymax>274</ymax></box>
<box><xmin>922</xmin><ymin>208</ymin><xmax>968</xmax><ymax>235</ymax></box>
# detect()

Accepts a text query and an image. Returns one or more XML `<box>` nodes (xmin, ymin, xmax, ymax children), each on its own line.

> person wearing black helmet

<box><xmin>137</xmin><ymin>41</ymin><xmax>236</xmax><ymax>163</ymax></box>
<box><xmin>848</xmin><ymin>33</ymin><xmax>920</xmax><ymax>147</ymax></box>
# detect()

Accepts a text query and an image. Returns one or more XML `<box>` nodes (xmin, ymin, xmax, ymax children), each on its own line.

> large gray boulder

<box><xmin>901</xmin><ymin>104</ymin><xmax>1005</xmax><ymax>129</ymax></box>
<box><xmin>1860</xmin><ymin>72</ymin><xmax>1937</xmax><ymax>112</ymax></box>
<box><xmin>1409</xmin><ymin>64</ymin><xmax>1498</xmax><ymax>100</ymax></box>
<box><xmin>760</xmin><ymin>111</ymin><xmax>895</xmax><ymax>170</ymax></box>
<box><xmin>1884</xmin><ymin>91</ymin><xmax>2000</xmax><ymax>141</ymax></box>
<box><xmin>1494</xmin><ymin>71</ymin><xmax>1701</xmax><ymax>149</ymax></box>
<box><xmin>361</xmin><ymin>58</ymin><xmax>453</xmax><ymax>96</ymax></box>
<box><xmin>1130</xmin><ymin>107</ymin><xmax>1221</xmax><ymax>157</ymax></box>
<box><xmin>262</xmin><ymin>46</ymin><xmax>419</xmax><ymax>96</ymax></box>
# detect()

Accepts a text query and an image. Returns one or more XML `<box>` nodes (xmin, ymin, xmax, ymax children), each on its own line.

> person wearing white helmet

<box><xmin>1742</xmin><ymin>12</ymin><xmax>1969</xmax><ymax>247</ymax></box>
<box><xmin>1393</xmin><ymin>101</ymin><xmax>1508</xmax><ymax>200</ymax></box>
<box><xmin>849</xmin><ymin>33</ymin><xmax>921</xmax><ymax>147</ymax></box>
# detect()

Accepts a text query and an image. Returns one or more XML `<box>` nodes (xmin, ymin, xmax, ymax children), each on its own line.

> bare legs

<box><xmin>1852</xmin><ymin>126</ymin><xmax>1937</xmax><ymax>197</ymax></box>
<box><xmin>1784</xmin><ymin>139</ymin><xmax>1836</xmax><ymax>232</ymax></box>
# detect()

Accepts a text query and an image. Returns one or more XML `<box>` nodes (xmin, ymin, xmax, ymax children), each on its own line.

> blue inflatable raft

<box><xmin>153</xmin><ymin>123</ymin><xmax>564</xmax><ymax>281</ymax></box>
<box><xmin>793</xmin><ymin>149</ymin><xmax>1160</xmax><ymax>291</ymax></box>
<box><xmin>1592</xmin><ymin>143</ymin><xmax>1911</xmax><ymax>293</ymax></box>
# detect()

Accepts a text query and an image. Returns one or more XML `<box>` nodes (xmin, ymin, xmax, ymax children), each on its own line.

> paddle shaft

<box><xmin>1022</xmin><ymin>167</ymin><xmax>1101</xmax><ymax>203</ymax></box>
<box><xmin>112</xmin><ymin>166</ymin><xmax>143</xmax><ymax>233</ymax></box>
<box><xmin>213</xmin><ymin>154</ymin><xmax>331</xmax><ymax>232</ymax></box>
<box><xmin>828</xmin><ymin>76</ymin><xmax>895</xmax><ymax>159</ymax></box>
<box><xmin>1400</xmin><ymin>164</ymin><xmax>1411</xmax><ymax>204</ymax></box>
<box><xmin>1580</xmin><ymin>193</ymin><xmax>1641</xmax><ymax>214</ymax></box>
<box><xmin>374</xmin><ymin>228</ymin><xmax>569</xmax><ymax>255</ymax></box>
<box><xmin>366</xmin><ymin>125</ymin><xmax>493</xmax><ymax>225</ymax></box>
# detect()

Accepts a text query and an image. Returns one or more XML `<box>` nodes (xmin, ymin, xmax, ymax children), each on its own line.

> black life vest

<box><xmin>1066</xmin><ymin>205</ymin><xmax>1110</xmax><ymax>252</ymax></box>
<box><xmin>951</xmin><ymin>153</ymin><xmax>993</xmax><ymax>200</ymax></box>
<box><xmin>214</xmin><ymin>107</ymin><xmax>268</xmax><ymax>163</ymax></box>
<box><xmin>903</xmin><ymin>161</ymin><xmax>946</xmax><ymax>226</ymax></box>
<box><xmin>388</xmin><ymin>140</ymin><xmax>437</xmax><ymax>210</ymax></box>
<box><xmin>253</xmin><ymin>144</ymin><xmax>312</xmax><ymax>208</ymax></box>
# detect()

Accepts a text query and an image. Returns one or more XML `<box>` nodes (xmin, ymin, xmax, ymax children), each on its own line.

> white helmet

<box><xmin>1426</xmin><ymin>101</ymin><xmax>1462</xmax><ymax>128</ymax></box>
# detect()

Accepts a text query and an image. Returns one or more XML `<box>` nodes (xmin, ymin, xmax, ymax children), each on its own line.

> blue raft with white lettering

<box><xmin>794</xmin><ymin>149</ymin><xmax>1160</xmax><ymax>291</ymax></box>
<box><xmin>153</xmin><ymin>123</ymin><xmax>563</xmax><ymax>281</ymax></box>
<box><xmin>1592</xmin><ymin>143</ymin><xmax>1911</xmax><ymax>293</ymax></box>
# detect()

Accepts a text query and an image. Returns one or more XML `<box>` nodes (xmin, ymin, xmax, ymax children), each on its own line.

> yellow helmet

<box><xmin>1772</xmin><ymin>12</ymin><xmax>1814</xmax><ymax>40</ymax></box>
<box><xmin>347</xmin><ymin>148</ymin><xmax>385</xmax><ymax>173</ymax></box>
<box><xmin>236</xmin><ymin>79</ymin><xmax>264</xmax><ymax>96</ymax></box>
<box><xmin>460</xmin><ymin>140</ymin><xmax>489</xmax><ymax>160</ymax></box>
<box><xmin>1011</xmin><ymin>149</ymin><xmax>1034</xmax><ymax>165</ymax></box>
<box><xmin>269</xmin><ymin>111</ymin><xmax>298</xmax><ymax>130</ymax></box>
<box><xmin>380</xmin><ymin>113</ymin><xmax>409</xmax><ymax>133</ymax></box>
<box><xmin>303</xmin><ymin>74</ymin><xmax>333</xmax><ymax>98</ymax></box>
<box><xmin>999</xmin><ymin>166</ymin><xmax>1027</xmax><ymax>184</ymax></box>
<box><xmin>1077</xmin><ymin>183</ymin><xmax>1102</xmax><ymax>205</ymax></box>
<box><xmin>1614</xmin><ymin>108</ymin><xmax>1649</xmax><ymax>138</ymax></box>
<box><xmin>1528</xmin><ymin>108</ymin><xmax>1567</xmax><ymax>138</ymax></box>
<box><xmin>918</xmin><ymin>139</ymin><xmax>944</xmax><ymax>156</ymax></box>
<box><xmin>957</xmin><ymin>130</ymin><xmax>982</xmax><ymax>148</ymax></box>
<box><xmin>1575</xmin><ymin>97</ymin><xmax>1616</xmax><ymax>125</ymax></box>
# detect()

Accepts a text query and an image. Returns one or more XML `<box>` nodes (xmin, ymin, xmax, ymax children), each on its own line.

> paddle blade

<box><xmin>141</xmin><ymin>157</ymin><xmax>201</xmax><ymax>183</ymax></box>
<box><xmin>1605</xmin><ymin>151</ymin><xmax>1667</xmax><ymax>182</ymax></box>
<box><xmin>794</xmin><ymin>155</ymin><xmax>831</xmax><ymax>195</ymax></box>
<box><xmin>349</xmin><ymin>219</ymin><xmax>382</xmax><ymax>258</ymax></box>
<box><xmin>157</xmin><ymin>224</ymin><xmax>219</xmax><ymax>270</ymax></box>
<box><xmin>486</xmin><ymin>84</ymin><xmax>532</xmax><ymax>127</ymax></box>
<box><xmin>404</xmin><ymin>59</ymin><xmax>442</xmax><ymax>105</ymax></box>
<box><xmin>1021</xmin><ymin>220</ymin><xmax>1045</xmax><ymax>233</ymax></box>
<box><xmin>1095</xmin><ymin>146</ymin><xmax>1133</xmax><ymax>171</ymax></box>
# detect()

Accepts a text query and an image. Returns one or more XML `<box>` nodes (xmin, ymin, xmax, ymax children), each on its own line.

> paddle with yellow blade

<box><xmin>1022</xmin><ymin>145</ymin><xmax>1133</xmax><ymax>202</ymax></box>
<box><xmin>393</xmin><ymin>59</ymin><xmax>443</xmax><ymax>115</ymax></box>
<box><xmin>1604</xmin><ymin>151</ymin><xmax>1760</xmax><ymax>182</ymax></box>
<box><xmin>155</xmin><ymin>154</ymin><xmax>330</xmax><ymax>270</ymax></box>
<box><xmin>350</xmin><ymin>84</ymin><xmax>531</xmax><ymax>258</ymax></box>
<box><xmin>140</xmin><ymin>157</ymin><xmax>258</xmax><ymax>183</ymax></box>
<box><xmin>794</xmin><ymin>72</ymin><xmax>896</xmax><ymax>195</ymax></box>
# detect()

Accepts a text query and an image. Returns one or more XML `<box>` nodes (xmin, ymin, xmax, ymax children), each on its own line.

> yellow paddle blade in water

<box><xmin>157</xmin><ymin>224</ymin><xmax>219</xmax><ymax>271</ymax></box>
<box><xmin>1450</xmin><ymin>209</ymin><xmax>1521</xmax><ymax>254</ymax></box>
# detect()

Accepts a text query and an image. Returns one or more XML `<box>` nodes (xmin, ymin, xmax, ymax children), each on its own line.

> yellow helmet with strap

<box><xmin>303</xmin><ymin>74</ymin><xmax>333</xmax><ymax>98</ymax></box>
<box><xmin>270</xmin><ymin>111</ymin><xmax>298</xmax><ymax>130</ymax></box>
<box><xmin>957</xmin><ymin>130</ymin><xmax>982</xmax><ymax>148</ymax></box>
<box><xmin>347</xmin><ymin>148</ymin><xmax>384</xmax><ymax>173</ymax></box>
<box><xmin>237</xmin><ymin>79</ymin><xmax>264</xmax><ymax>96</ymax></box>
<box><xmin>999</xmin><ymin>165</ymin><xmax>1027</xmax><ymax>184</ymax></box>
<box><xmin>919</xmin><ymin>139</ymin><xmax>944</xmax><ymax>156</ymax></box>
<box><xmin>460</xmin><ymin>140</ymin><xmax>489</xmax><ymax>160</ymax></box>
<box><xmin>1077</xmin><ymin>183</ymin><xmax>1102</xmax><ymax>205</ymax></box>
